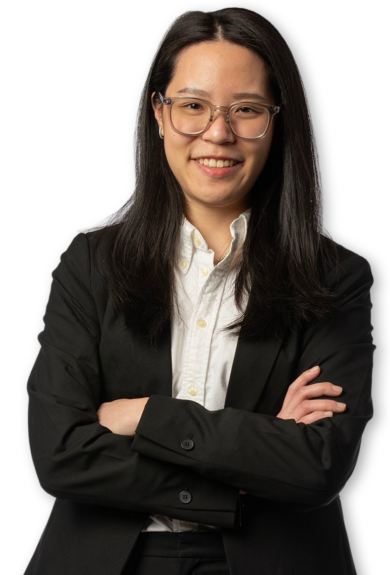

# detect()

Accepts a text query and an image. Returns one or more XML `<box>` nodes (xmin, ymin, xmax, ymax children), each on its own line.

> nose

<box><xmin>201</xmin><ymin>110</ymin><xmax>236</xmax><ymax>144</ymax></box>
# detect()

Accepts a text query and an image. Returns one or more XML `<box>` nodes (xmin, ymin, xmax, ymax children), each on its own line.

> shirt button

<box><xmin>200</xmin><ymin>266</ymin><xmax>209</xmax><ymax>277</ymax></box>
<box><xmin>180</xmin><ymin>260</ymin><xmax>188</xmax><ymax>269</ymax></box>
<box><xmin>194</xmin><ymin>235</ymin><xmax>201</xmax><ymax>246</ymax></box>
<box><xmin>188</xmin><ymin>386</ymin><xmax>198</xmax><ymax>396</ymax></box>
<box><xmin>196</xmin><ymin>319</ymin><xmax>207</xmax><ymax>328</ymax></box>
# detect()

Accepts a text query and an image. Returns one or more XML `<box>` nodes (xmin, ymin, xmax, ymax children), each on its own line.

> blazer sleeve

<box><xmin>27</xmin><ymin>232</ymin><xmax>240</xmax><ymax>529</ymax></box>
<box><xmin>131</xmin><ymin>251</ymin><xmax>375</xmax><ymax>513</ymax></box>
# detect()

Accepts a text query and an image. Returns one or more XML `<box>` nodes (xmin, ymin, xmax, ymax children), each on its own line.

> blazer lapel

<box><xmin>139</xmin><ymin>322</ymin><xmax>285</xmax><ymax>413</ymax></box>
<box><xmin>224</xmin><ymin>333</ymin><xmax>285</xmax><ymax>411</ymax></box>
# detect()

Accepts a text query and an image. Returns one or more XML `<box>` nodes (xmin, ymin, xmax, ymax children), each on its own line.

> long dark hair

<box><xmin>85</xmin><ymin>7</ymin><xmax>340</xmax><ymax>347</ymax></box>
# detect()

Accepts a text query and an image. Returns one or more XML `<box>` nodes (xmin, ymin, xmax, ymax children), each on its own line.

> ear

<box><xmin>151</xmin><ymin>91</ymin><xmax>163</xmax><ymax>131</ymax></box>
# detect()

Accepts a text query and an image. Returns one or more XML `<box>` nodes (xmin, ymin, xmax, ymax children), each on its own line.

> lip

<box><xmin>192</xmin><ymin>159</ymin><xmax>244</xmax><ymax>178</ymax></box>
<box><xmin>192</xmin><ymin>155</ymin><xmax>242</xmax><ymax>162</ymax></box>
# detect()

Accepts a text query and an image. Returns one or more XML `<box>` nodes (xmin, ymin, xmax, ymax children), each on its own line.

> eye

<box><xmin>184</xmin><ymin>102</ymin><xmax>204</xmax><ymax>111</ymax></box>
<box><xmin>235</xmin><ymin>106</ymin><xmax>264</xmax><ymax>115</ymax></box>
<box><xmin>180</xmin><ymin>100</ymin><xmax>206</xmax><ymax>113</ymax></box>
<box><xmin>175</xmin><ymin>100</ymin><xmax>207</xmax><ymax>114</ymax></box>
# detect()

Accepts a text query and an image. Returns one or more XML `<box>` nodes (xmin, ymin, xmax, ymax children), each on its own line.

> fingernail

<box><xmin>337</xmin><ymin>402</ymin><xmax>346</xmax><ymax>408</ymax></box>
<box><xmin>332</xmin><ymin>385</ymin><xmax>343</xmax><ymax>391</ymax></box>
<box><xmin>309</xmin><ymin>365</ymin><xmax>319</xmax><ymax>372</ymax></box>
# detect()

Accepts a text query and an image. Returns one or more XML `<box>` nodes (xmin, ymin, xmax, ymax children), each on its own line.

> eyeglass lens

<box><xmin>170</xmin><ymin>99</ymin><xmax>270</xmax><ymax>138</ymax></box>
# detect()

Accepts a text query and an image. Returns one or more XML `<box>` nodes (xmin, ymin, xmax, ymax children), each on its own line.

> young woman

<box><xmin>24</xmin><ymin>8</ymin><xmax>375</xmax><ymax>575</ymax></box>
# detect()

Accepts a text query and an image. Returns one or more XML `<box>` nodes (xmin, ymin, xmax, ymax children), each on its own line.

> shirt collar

<box><xmin>177</xmin><ymin>207</ymin><xmax>252</xmax><ymax>275</ymax></box>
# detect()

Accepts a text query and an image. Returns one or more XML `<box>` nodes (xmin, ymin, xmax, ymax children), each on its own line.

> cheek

<box><xmin>247</xmin><ymin>143</ymin><xmax>272</xmax><ymax>175</ymax></box>
<box><xmin>164</xmin><ymin>135</ymin><xmax>191</xmax><ymax>169</ymax></box>
<box><xmin>163</xmin><ymin>139</ymin><xmax>192</xmax><ymax>186</ymax></box>
<box><xmin>259</xmin><ymin>144</ymin><xmax>273</xmax><ymax>166</ymax></box>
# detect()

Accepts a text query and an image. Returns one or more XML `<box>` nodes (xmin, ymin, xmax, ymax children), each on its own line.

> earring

<box><xmin>159</xmin><ymin>125</ymin><xmax>164</xmax><ymax>139</ymax></box>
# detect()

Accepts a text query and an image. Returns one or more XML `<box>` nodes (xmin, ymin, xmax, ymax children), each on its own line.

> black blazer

<box><xmin>24</xmin><ymin>230</ymin><xmax>375</xmax><ymax>575</ymax></box>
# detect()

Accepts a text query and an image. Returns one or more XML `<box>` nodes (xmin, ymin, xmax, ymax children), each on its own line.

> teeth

<box><xmin>197</xmin><ymin>158</ymin><xmax>238</xmax><ymax>167</ymax></box>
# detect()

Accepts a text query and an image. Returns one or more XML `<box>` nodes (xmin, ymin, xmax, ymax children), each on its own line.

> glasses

<box><xmin>157</xmin><ymin>91</ymin><xmax>281</xmax><ymax>139</ymax></box>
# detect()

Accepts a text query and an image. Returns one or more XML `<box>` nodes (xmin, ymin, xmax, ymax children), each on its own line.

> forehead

<box><xmin>168</xmin><ymin>41</ymin><xmax>270</xmax><ymax>97</ymax></box>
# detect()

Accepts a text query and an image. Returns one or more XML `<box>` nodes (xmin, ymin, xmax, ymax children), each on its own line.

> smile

<box><xmin>192</xmin><ymin>158</ymin><xmax>244</xmax><ymax>178</ymax></box>
<box><xmin>196</xmin><ymin>158</ymin><xmax>240</xmax><ymax>167</ymax></box>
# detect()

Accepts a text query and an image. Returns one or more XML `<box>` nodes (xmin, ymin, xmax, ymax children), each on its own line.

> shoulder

<box><xmin>58</xmin><ymin>224</ymin><xmax>122</xmax><ymax>284</ymax></box>
<box><xmin>57</xmin><ymin>226</ymin><xmax>123</xmax><ymax>314</ymax></box>
<box><xmin>65</xmin><ymin>223</ymin><xmax>121</xmax><ymax>265</ymax></box>
<box><xmin>323</xmin><ymin>233</ymin><xmax>372</xmax><ymax>270</ymax></box>
<box><xmin>320</xmin><ymin>234</ymin><xmax>374</xmax><ymax>296</ymax></box>
<box><xmin>56</xmin><ymin>229</ymin><xmax>95</xmax><ymax>268</ymax></box>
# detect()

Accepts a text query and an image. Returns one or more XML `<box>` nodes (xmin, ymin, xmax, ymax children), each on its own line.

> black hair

<box><xmin>85</xmin><ymin>8</ymin><xmax>339</xmax><ymax>347</ymax></box>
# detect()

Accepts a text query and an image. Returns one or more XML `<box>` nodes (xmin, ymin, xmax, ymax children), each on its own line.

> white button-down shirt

<box><xmin>141</xmin><ymin>207</ymin><xmax>252</xmax><ymax>532</ymax></box>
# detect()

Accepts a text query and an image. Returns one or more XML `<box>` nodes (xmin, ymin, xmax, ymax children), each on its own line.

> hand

<box><xmin>276</xmin><ymin>366</ymin><xmax>346</xmax><ymax>424</ymax></box>
<box><xmin>97</xmin><ymin>397</ymin><xmax>149</xmax><ymax>436</ymax></box>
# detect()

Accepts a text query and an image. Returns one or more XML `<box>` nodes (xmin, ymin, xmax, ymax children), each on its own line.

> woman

<box><xmin>24</xmin><ymin>7</ymin><xmax>375</xmax><ymax>575</ymax></box>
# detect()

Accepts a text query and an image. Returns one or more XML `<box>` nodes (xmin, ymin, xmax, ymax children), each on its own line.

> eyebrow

<box><xmin>176</xmin><ymin>87</ymin><xmax>267</xmax><ymax>102</ymax></box>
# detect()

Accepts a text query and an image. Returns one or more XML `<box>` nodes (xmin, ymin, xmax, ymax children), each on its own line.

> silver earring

<box><xmin>159</xmin><ymin>125</ymin><xmax>164</xmax><ymax>139</ymax></box>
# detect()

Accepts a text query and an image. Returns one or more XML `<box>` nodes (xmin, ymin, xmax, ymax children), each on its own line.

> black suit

<box><xmin>24</xmin><ymin>230</ymin><xmax>375</xmax><ymax>575</ymax></box>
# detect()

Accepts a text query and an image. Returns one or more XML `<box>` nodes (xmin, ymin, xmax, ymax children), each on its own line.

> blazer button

<box><xmin>179</xmin><ymin>490</ymin><xmax>192</xmax><ymax>504</ymax></box>
<box><xmin>181</xmin><ymin>438</ymin><xmax>194</xmax><ymax>450</ymax></box>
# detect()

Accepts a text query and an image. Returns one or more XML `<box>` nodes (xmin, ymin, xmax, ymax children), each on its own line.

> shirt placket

<box><xmin>172</xmin><ymin>238</ymin><xmax>228</xmax><ymax>532</ymax></box>
<box><xmin>179</xmin><ymin>247</ymin><xmax>226</xmax><ymax>406</ymax></box>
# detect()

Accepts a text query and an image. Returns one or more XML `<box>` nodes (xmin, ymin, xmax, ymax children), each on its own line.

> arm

<box><xmin>27</xmin><ymin>232</ymin><xmax>240</xmax><ymax>529</ymax></box>
<box><xmin>131</xmin><ymin>252</ymin><xmax>375</xmax><ymax>513</ymax></box>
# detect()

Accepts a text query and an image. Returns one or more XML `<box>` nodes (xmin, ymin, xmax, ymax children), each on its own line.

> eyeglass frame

<box><xmin>156</xmin><ymin>91</ymin><xmax>281</xmax><ymax>140</ymax></box>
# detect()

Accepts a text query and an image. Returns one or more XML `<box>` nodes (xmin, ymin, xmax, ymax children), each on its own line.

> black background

<box><xmin>22</xmin><ymin>3</ymin><xmax>380</xmax><ymax>575</ymax></box>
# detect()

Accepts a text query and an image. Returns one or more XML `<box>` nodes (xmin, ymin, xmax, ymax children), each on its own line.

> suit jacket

<box><xmin>24</xmin><ymin>229</ymin><xmax>375</xmax><ymax>575</ymax></box>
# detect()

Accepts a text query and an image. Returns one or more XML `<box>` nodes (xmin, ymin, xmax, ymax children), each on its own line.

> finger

<box><xmin>281</xmin><ymin>366</ymin><xmax>321</xmax><ymax>409</ymax></box>
<box><xmin>300</xmin><ymin>382</ymin><xmax>342</xmax><ymax>398</ymax></box>
<box><xmin>293</xmin><ymin>399</ymin><xmax>346</xmax><ymax>422</ymax></box>
<box><xmin>286</xmin><ymin>381</ymin><xmax>342</xmax><ymax>413</ymax></box>
<box><xmin>297</xmin><ymin>411</ymin><xmax>334</xmax><ymax>425</ymax></box>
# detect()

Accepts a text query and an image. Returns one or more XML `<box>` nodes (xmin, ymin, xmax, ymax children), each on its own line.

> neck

<box><xmin>184</xmin><ymin>201</ymin><xmax>249</xmax><ymax>265</ymax></box>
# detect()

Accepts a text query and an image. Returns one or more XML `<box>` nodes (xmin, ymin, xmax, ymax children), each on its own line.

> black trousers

<box><xmin>122</xmin><ymin>531</ymin><xmax>231</xmax><ymax>575</ymax></box>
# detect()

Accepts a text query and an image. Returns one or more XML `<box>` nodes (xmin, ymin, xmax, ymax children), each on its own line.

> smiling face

<box><xmin>152</xmin><ymin>41</ymin><xmax>278</xmax><ymax>213</ymax></box>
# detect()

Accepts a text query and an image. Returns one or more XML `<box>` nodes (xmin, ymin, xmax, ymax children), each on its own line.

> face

<box><xmin>152</xmin><ymin>41</ymin><xmax>277</xmax><ymax>212</ymax></box>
